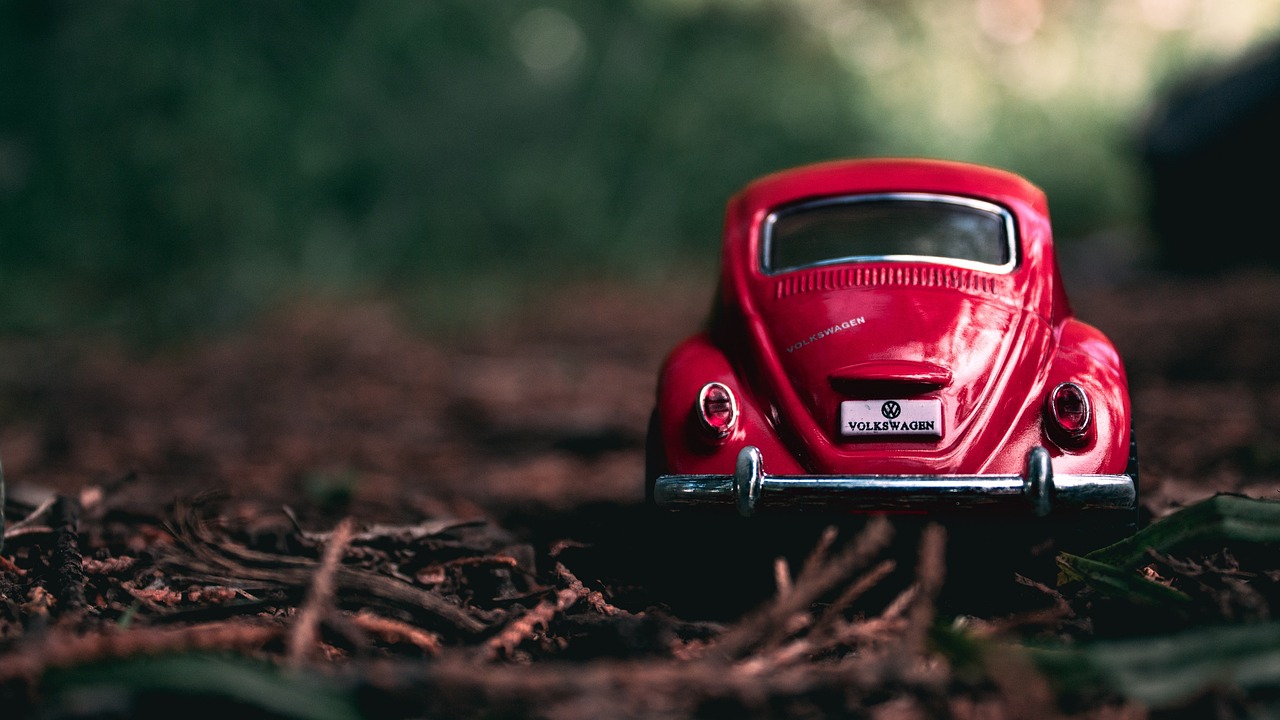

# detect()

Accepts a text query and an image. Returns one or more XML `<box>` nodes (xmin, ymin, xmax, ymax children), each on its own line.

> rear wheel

<box><xmin>1127</xmin><ymin>419</ymin><xmax>1143</xmax><ymax>530</ymax></box>
<box><xmin>643</xmin><ymin>409</ymin><xmax>662</xmax><ymax>506</ymax></box>
<box><xmin>1049</xmin><ymin>420</ymin><xmax>1141</xmax><ymax>552</ymax></box>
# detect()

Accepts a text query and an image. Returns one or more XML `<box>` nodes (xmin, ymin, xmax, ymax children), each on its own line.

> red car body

<box><xmin>647</xmin><ymin>158</ymin><xmax>1137</xmax><ymax>525</ymax></box>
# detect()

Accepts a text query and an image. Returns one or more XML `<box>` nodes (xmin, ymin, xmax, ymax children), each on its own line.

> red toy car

<box><xmin>646</xmin><ymin>158</ymin><xmax>1137</xmax><ymax>528</ymax></box>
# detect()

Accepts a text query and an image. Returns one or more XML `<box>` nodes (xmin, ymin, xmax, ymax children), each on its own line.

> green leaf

<box><xmin>1030</xmin><ymin>621</ymin><xmax>1280</xmax><ymax>707</ymax></box>
<box><xmin>1086</xmin><ymin>494</ymin><xmax>1280</xmax><ymax>570</ymax></box>
<box><xmin>1055</xmin><ymin>552</ymin><xmax>1192</xmax><ymax>608</ymax></box>
<box><xmin>42</xmin><ymin>654</ymin><xmax>362</xmax><ymax>720</ymax></box>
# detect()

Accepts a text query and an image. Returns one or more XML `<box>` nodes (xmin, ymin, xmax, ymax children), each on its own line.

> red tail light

<box><xmin>697</xmin><ymin>382</ymin><xmax>739</xmax><ymax>440</ymax></box>
<box><xmin>1047</xmin><ymin>382</ymin><xmax>1091</xmax><ymax>441</ymax></box>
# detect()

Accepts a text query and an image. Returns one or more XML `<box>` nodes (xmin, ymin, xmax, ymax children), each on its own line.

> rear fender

<box><xmin>1039</xmin><ymin>319</ymin><xmax>1132</xmax><ymax>475</ymax></box>
<box><xmin>655</xmin><ymin>333</ymin><xmax>803</xmax><ymax>477</ymax></box>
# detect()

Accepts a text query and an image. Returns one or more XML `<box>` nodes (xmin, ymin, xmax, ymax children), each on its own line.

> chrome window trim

<box><xmin>760</xmin><ymin>192</ymin><xmax>1020</xmax><ymax>276</ymax></box>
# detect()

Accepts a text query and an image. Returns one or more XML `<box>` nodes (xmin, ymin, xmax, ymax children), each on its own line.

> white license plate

<box><xmin>840</xmin><ymin>399</ymin><xmax>942</xmax><ymax>437</ymax></box>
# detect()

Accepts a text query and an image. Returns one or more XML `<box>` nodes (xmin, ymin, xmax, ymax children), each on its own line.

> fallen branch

<box><xmin>51</xmin><ymin>496</ymin><xmax>87</xmax><ymax>618</ymax></box>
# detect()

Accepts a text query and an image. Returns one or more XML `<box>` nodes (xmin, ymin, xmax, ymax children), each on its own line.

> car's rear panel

<box><xmin>748</xmin><ymin>267</ymin><xmax>1049</xmax><ymax>474</ymax></box>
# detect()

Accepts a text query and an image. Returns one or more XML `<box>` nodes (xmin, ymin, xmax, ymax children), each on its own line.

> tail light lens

<box><xmin>1047</xmin><ymin>382</ymin><xmax>1091</xmax><ymax>441</ymax></box>
<box><xmin>697</xmin><ymin>382</ymin><xmax>739</xmax><ymax>440</ymax></box>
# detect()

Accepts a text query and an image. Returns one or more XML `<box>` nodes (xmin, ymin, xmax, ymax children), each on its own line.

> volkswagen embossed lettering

<box><xmin>841</xmin><ymin>399</ymin><xmax>942</xmax><ymax>437</ymax></box>
<box><xmin>645</xmin><ymin>158</ymin><xmax>1139</xmax><ymax>536</ymax></box>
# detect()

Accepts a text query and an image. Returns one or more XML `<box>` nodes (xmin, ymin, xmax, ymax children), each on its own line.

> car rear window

<box><xmin>762</xmin><ymin>194</ymin><xmax>1016</xmax><ymax>274</ymax></box>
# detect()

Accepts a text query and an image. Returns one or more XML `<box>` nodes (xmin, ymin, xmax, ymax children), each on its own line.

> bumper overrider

<box><xmin>653</xmin><ymin>446</ymin><xmax>1136</xmax><ymax>519</ymax></box>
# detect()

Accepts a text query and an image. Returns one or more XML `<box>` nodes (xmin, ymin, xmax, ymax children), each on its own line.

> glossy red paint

<box><xmin>647</xmin><ymin>158</ymin><xmax>1132</xmax><ymax>503</ymax></box>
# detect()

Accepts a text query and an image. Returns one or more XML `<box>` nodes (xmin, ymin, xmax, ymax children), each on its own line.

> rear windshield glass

<box><xmin>762</xmin><ymin>194</ymin><xmax>1016</xmax><ymax>274</ymax></box>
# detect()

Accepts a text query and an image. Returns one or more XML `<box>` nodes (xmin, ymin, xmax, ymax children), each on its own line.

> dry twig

<box><xmin>81</xmin><ymin>556</ymin><xmax>140</xmax><ymax>575</ymax></box>
<box><xmin>352</xmin><ymin>609</ymin><xmax>442</xmax><ymax>655</ymax></box>
<box><xmin>902</xmin><ymin>523</ymin><xmax>946</xmax><ymax>659</ymax></box>
<box><xmin>484</xmin><ymin>587</ymin><xmax>581</xmax><ymax>660</ymax></box>
<box><xmin>830</xmin><ymin>583</ymin><xmax>918</xmax><ymax>647</ymax></box>
<box><xmin>4</xmin><ymin>495</ymin><xmax>56</xmax><ymax>537</ymax></box>
<box><xmin>774</xmin><ymin>556</ymin><xmax>794</xmax><ymax>598</ymax></box>
<box><xmin>811</xmin><ymin>559</ymin><xmax>898</xmax><ymax>638</ymax></box>
<box><xmin>0</xmin><ymin>621</ymin><xmax>284</xmax><ymax>683</ymax></box>
<box><xmin>555</xmin><ymin>561</ymin><xmax>622</xmax><ymax>617</ymax></box>
<box><xmin>740</xmin><ymin>563</ymin><xmax>909</xmax><ymax>672</ymax></box>
<box><xmin>713</xmin><ymin>516</ymin><xmax>895</xmax><ymax>659</ymax></box>
<box><xmin>161</xmin><ymin>501</ymin><xmax>487</xmax><ymax>634</ymax></box>
<box><xmin>288</xmin><ymin>516</ymin><xmax>355</xmax><ymax>665</ymax></box>
<box><xmin>962</xmin><ymin>573</ymin><xmax>1076</xmax><ymax>637</ymax></box>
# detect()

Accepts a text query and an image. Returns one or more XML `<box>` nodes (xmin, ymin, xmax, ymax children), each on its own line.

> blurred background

<box><xmin>2</xmin><ymin>0</ymin><xmax>1279</xmax><ymax>344</ymax></box>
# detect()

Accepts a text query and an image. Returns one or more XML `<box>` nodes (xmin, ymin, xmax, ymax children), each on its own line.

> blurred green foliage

<box><xmin>1</xmin><ymin>0</ymin><xmax>1276</xmax><ymax>341</ymax></box>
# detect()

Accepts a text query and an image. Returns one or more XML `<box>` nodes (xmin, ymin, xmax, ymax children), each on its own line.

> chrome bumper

<box><xmin>653</xmin><ymin>446</ymin><xmax>1136</xmax><ymax>519</ymax></box>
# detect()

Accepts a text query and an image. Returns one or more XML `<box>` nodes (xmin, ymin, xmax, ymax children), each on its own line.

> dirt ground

<box><xmin>5</xmin><ymin>266</ymin><xmax>1280</xmax><ymax>718</ymax></box>
<box><xmin>7</xmin><ymin>267</ymin><xmax>1280</xmax><ymax>519</ymax></box>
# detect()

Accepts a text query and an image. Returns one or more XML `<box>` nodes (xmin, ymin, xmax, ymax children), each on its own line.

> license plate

<box><xmin>840</xmin><ymin>399</ymin><xmax>942</xmax><ymax>437</ymax></box>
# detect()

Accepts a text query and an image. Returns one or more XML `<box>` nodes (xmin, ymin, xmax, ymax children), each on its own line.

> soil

<box><xmin>4</xmin><ymin>267</ymin><xmax>1280</xmax><ymax>719</ymax></box>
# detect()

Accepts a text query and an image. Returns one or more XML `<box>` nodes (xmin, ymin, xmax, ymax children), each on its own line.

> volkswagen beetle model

<box><xmin>646</xmin><ymin>158</ymin><xmax>1137</xmax><ymax>529</ymax></box>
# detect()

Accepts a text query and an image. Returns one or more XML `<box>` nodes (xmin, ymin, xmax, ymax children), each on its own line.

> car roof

<box><xmin>718</xmin><ymin>157</ymin><xmax>1071</xmax><ymax>323</ymax></box>
<box><xmin>729</xmin><ymin>157</ymin><xmax>1048</xmax><ymax>217</ymax></box>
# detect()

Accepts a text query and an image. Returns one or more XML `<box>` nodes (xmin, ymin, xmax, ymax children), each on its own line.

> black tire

<box><xmin>643</xmin><ymin>409</ymin><xmax>662</xmax><ymax>506</ymax></box>
<box><xmin>1127</xmin><ymin>419</ymin><xmax>1143</xmax><ymax>530</ymax></box>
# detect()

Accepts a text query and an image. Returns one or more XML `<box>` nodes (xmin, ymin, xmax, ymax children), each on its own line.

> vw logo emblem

<box><xmin>881</xmin><ymin>401</ymin><xmax>902</xmax><ymax>419</ymax></box>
